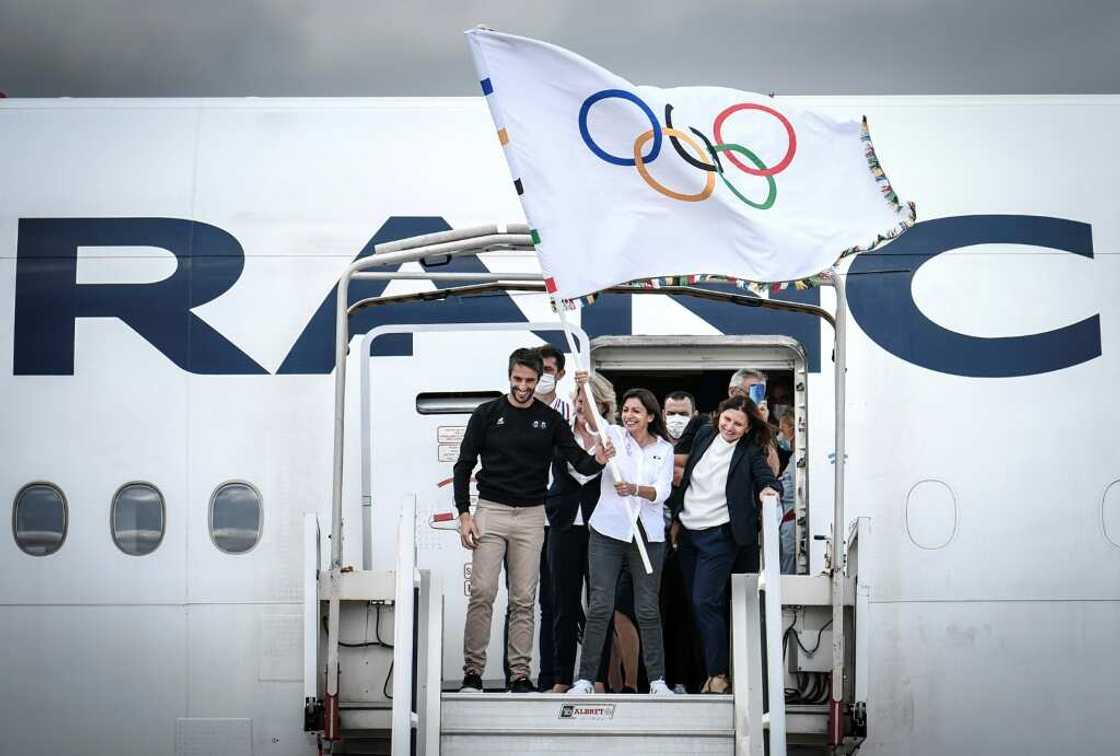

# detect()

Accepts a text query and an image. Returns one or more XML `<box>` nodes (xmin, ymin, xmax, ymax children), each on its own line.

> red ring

<box><xmin>712</xmin><ymin>103</ymin><xmax>797</xmax><ymax>177</ymax></box>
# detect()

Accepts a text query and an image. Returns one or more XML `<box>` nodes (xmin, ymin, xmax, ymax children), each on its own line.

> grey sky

<box><xmin>1</xmin><ymin>0</ymin><xmax>1118</xmax><ymax>98</ymax></box>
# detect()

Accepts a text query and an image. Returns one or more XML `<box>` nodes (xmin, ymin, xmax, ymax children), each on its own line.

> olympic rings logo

<box><xmin>577</xmin><ymin>89</ymin><xmax>797</xmax><ymax>209</ymax></box>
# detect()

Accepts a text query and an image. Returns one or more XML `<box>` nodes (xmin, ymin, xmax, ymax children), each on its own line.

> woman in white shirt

<box><xmin>668</xmin><ymin>395</ymin><xmax>781</xmax><ymax>694</ymax></box>
<box><xmin>567</xmin><ymin>388</ymin><xmax>676</xmax><ymax>696</ymax></box>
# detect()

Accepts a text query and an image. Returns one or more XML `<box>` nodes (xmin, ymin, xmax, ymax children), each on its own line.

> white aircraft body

<box><xmin>1</xmin><ymin>95</ymin><xmax>1118</xmax><ymax>755</ymax></box>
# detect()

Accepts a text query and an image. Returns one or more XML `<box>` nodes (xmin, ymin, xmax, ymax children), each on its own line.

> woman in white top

<box><xmin>567</xmin><ymin>388</ymin><xmax>676</xmax><ymax>696</ymax></box>
<box><xmin>668</xmin><ymin>395</ymin><xmax>781</xmax><ymax>694</ymax></box>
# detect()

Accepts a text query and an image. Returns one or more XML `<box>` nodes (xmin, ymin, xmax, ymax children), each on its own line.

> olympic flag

<box><xmin>466</xmin><ymin>28</ymin><xmax>915</xmax><ymax>302</ymax></box>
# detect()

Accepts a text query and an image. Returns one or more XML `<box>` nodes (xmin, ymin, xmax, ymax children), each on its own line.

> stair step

<box><xmin>440</xmin><ymin>692</ymin><xmax>734</xmax><ymax>754</ymax></box>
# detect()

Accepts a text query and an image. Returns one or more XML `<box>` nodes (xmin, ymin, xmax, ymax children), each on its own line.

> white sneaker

<box><xmin>648</xmin><ymin>679</ymin><xmax>675</xmax><ymax>696</ymax></box>
<box><xmin>566</xmin><ymin>679</ymin><xmax>594</xmax><ymax>695</ymax></box>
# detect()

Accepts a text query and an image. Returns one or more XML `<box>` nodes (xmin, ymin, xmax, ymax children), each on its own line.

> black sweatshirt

<box><xmin>453</xmin><ymin>396</ymin><xmax>604</xmax><ymax>513</ymax></box>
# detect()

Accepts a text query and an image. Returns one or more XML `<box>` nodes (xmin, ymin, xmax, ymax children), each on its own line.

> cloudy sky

<box><xmin>1</xmin><ymin>0</ymin><xmax>1118</xmax><ymax>98</ymax></box>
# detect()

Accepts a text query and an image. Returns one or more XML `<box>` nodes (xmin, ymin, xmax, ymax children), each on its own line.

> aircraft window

<box><xmin>416</xmin><ymin>391</ymin><xmax>502</xmax><ymax>415</ymax></box>
<box><xmin>12</xmin><ymin>482</ymin><xmax>68</xmax><ymax>557</ymax></box>
<box><xmin>111</xmin><ymin>482</ymin><xmax>165</xmax><ymax>556</ymax></box>
<box><xmin>209</xmin><ymin>482</ymin><xmax>262</xmax><ymax>554</ymax></box>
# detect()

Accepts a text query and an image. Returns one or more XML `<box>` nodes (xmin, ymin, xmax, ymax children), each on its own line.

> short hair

<box><xmin>663</xmin><ymin>390</ymin><xmax>696</xmax><ymax>413</ymax></box>
<box><xmin>536</xmin><ymin>344</ymin><xmax>566</xmax><ymax>373</ymax></box>
<box><xmin>508</xmin><ymin>347</ymin><xmax>543</xmax><ymax>378</ymax></box>
<box><xmin>729</xmin><ymin>368</ymin><xmax>766</xmax><ymax>389</ymax></box>
<box><xmin>780</xmin><ymin>409</ymin><xmax>796</xmax><ymax>425</ymax></box>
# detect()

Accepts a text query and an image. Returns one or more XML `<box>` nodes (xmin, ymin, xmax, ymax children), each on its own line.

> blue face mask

<box><xmin>748</xmin><ymin>383</ymin><xmax>766</xmax><ymax>404</ymax></box>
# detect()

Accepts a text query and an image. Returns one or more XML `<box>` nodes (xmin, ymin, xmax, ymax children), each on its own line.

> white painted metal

<box><xmin>849</xmin><ymin>517</ymin><xmax>871</xmax><ymax>707</ymax></box>
<box><xmin>759</xmin><ymin>491</ymin><xmax>788</xmax><ymax>754</ymax></box>
<box><xmin>825</xmin><ymin>269</ymin><xmax>848</xmax><ymax>731</ymax></box>
<box><xmin>732</xmin><ymin>574</ymin><xmax>766</xmax><ymax>756</ymax></box>
<box><xmin>390</xmin><ymin>496</ymin><xmax>417</xmax><ymax>756</ymax></box>
<box><xmin>417</xmin><ymin>571</ymin><xmax>443</xmax><ymax>756</ymax></box>
<box><xmin>303</xmin><ymin>514</ymin><xmax>320</xmax><ymax>703</ymax></box>
<box><xmin>352</xmin><ymin>271</ymin><xmax>541</xmax><ymax>282</ymax></box>
<box><xmin>440</xmin><ymin>693</ymin><xmax>734</xmax><ymax>754</ymax></box>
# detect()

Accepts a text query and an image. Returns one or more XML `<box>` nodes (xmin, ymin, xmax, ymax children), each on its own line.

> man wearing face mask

<box><xmin>535</xmin><ymin>344</ymin><xmax>571</xmax><ymax>420</ymax></box>
<box><xmin>663</xmin><ymin>391</ymin><xmax>696</xmax><ymax>442</ymax></box>
<box><xmin>661</xmin><ymin>389</ymin><xmax>706</xmax><ymax>692</ymax></box>
<box><xmin>529</xmin><ymin>344</ymin><xmax>570</xmax><ymax>689</ymax></box>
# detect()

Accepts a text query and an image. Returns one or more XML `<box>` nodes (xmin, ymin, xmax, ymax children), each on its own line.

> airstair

<box><xmin>303</xmin><ymin>226</ymin><xmax>869</xmax><ymax>755</ymax></box>
<box><xmin>305</xmin><ymin>493</ymin><xmax>865</xmax><ymax>755</ymax></box>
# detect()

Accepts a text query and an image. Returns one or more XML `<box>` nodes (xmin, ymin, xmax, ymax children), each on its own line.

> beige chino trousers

<box><xmin>462</xmin><ymin>499</ymin><xmax>546</xmax><ymax>680</ymax></box>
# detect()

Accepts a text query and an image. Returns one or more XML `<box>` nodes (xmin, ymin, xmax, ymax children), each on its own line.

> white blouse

<box><xmin>588</xmin><ymin>424</ymin><xmax>674</xmax><ymax>543</ymax></box>
<box><xmin>680</xmin><ymin>434</ymin><xmax>736</xmax><ymax>530</ymax></box>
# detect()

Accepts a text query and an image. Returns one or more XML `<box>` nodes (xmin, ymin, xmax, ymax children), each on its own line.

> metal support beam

<box><xmin>391</xmin><ymin>496</ymin><xmax>418</xmax><ymax>756</ymax></box>
<box><xmin>827</xmin><ymin>269</ymin><xmax>849</xmax><ymax>746</ymax></box>
<box><xmin>759</xmin><ymin>493</ymin><xmax>787</xmax><ymax>754</ymax></box>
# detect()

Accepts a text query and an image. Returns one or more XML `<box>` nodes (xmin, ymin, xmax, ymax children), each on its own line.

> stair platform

<box><xmin>440</xmin><ymin>692</ymin><xmax>735</xmax><ymax>754</ymax></box>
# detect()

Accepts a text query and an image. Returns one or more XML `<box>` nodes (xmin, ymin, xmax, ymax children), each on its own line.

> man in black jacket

<box><xmin>454</xmin><ymin>348</ymin><xmax>612</xmax><ymax>693</ymax></box>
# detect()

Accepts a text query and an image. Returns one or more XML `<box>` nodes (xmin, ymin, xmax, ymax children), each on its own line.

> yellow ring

<box><xmin>633</xmin><ymin>127</ymin><xmax>716</xmax><ymax>202</ymax></box>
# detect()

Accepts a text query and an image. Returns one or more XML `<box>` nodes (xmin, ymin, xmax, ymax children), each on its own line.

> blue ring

<box><xmin>578</xmin><ymin>89</ymin><xmax>662</xmax><ymax>167</ymax></box>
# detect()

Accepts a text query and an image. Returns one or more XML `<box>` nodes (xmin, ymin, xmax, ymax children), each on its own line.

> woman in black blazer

<box><xmin>668</xmin><ymin>395</ymin><xmax>781</xmax><ymax>694</ymax></box>
<box><xmin>545</xmin><ymin>372</ymin><xmax>616</xmax><ymax>691</ymax></box>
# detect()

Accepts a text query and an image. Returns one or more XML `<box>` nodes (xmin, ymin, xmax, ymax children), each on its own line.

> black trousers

<box><xmin>678</xmin><ymin>523</ymin><xmax>760</xmax><ymax>677</ymax></box>
<box><xmin>537</xmin><ymin>527</ymin><xmax>556</xmax><ymax>688</ymax></box>
<box><xmin>547</xmin><ymin>523</ymin><xmax>589</xmax><ymax>685</ymax></box>
<box><xmin>661</xmin><ymin>540</ymin><xmax>706</xmax><ymax>692</ymax></box>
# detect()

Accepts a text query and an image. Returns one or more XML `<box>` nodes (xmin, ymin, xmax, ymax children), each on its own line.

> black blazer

<box><xmin>545</xmin><ymin>449</ymin><xmax>602</xmax><ymax>529</ymax></box>
<box><xmin>668</xmin><ymin>423</ymin><xmax>781</xmax><ymax>547</ymax></box>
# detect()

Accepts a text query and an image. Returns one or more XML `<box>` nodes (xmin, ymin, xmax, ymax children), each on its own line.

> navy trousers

<box><xmin>678</xmin><ymin>523</ymin><xmax>759</xmax><ymax>677</ymax></box>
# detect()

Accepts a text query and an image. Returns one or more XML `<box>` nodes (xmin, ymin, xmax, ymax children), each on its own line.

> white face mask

<box><xmin>665</xmin><ymin>414</ymin><xmax>690</xmax><ymax>439</ymax></box>
<box><xmin>535</xmin><ymin>374</ymin><xmax>556</xmax><ymax>396</ymax></box>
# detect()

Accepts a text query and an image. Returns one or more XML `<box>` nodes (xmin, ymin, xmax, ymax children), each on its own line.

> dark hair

<box><xmin>663</xmin><ymin>390</ymin><xmax>696</xmax><ymax>413</ymax></box>
<box><xmin>715</xmin><ymin>395</ymin><xmax>773</xmax><ymax>449</ymax></box>
<box><xmin>508</xmin><ymin>347</ymin><xmax>543</xmax><ymax>378</ymax></box>
<box><xmin>621</xmin><ymin>388</ymin><xmax>671</xmax><ymax>442</ymax></box>
<box><xmin>536</xmin><ymin>344</ymin><xmax>566</xmax><ymax>373</ymax></box>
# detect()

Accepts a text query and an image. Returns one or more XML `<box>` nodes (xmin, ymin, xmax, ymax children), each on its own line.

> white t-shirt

<box><xmin>589</xmin><ymin>424</ymin><xmax>674</xmax><ymax>543</ymax></box>
<box><xmin>549</xmin><ymin>395</ymin><xmax>572</xmax><ymax>422</ymax></box>
<box><xmin>680</xmin><ymin>434</ymin><xmax>737</xmax><ymax>530</ymax></box>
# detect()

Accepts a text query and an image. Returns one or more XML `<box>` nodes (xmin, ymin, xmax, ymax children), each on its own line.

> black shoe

<box><xmin>620</xmin><ymin>686</ymin><xmax>637</xmax><ymax>694</ymax></box>
<box><xmin>460</xmin><ymin>672</ymin><xmax>483</xmax><ymax>692</ymax></box>
<box><xmin>509</xmin><ymin>677</ymin><xmax>536</xmax><ymax>693</ymax></box>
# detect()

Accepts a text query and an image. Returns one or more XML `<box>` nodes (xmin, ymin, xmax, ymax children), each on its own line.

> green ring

<box><xmin>711</xmin><ymin>143</ymin><xmax>778</xmax><ymax>210</ymax></box>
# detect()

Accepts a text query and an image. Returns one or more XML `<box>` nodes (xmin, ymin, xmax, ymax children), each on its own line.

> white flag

<box><xmin>466</xmin><ymin>29</ymin><xmax>915</xmax><ymax>302</ymax></box>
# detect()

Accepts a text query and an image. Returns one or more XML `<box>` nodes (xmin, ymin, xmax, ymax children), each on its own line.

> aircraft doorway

<box><xmin>591</xmin><ymin>335</ymin><xmax>809</xmax><ymax>575</ymax></box>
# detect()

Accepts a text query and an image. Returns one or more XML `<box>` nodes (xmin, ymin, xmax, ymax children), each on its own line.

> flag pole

<box><xmin>549</xmin><ymin>291</ymin><xmax>654</xmax><ymax>575</ymax></box>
